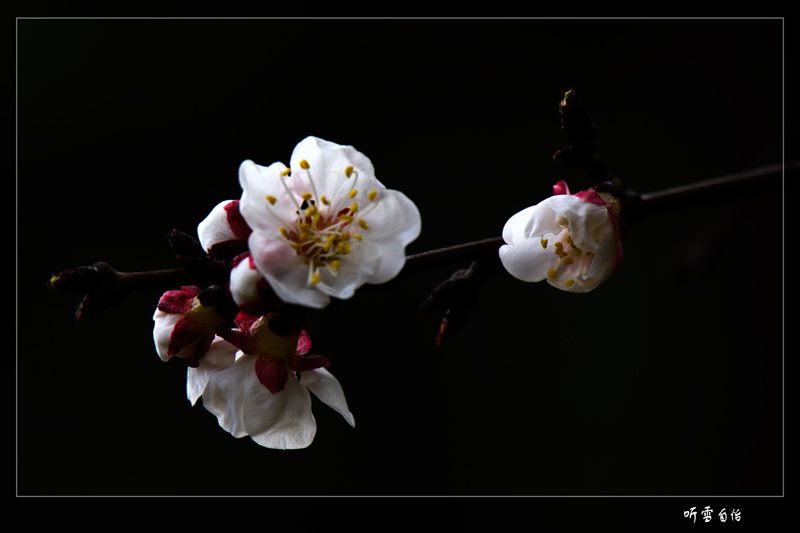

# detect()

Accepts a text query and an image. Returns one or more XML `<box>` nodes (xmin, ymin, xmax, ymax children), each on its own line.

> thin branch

<box><xmin>47</xmin><ymin>160</ymin><xmax>789</xmax><ymax>321</ymax></box>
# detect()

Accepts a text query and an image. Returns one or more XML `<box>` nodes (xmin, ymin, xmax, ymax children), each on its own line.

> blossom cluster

<box><xmin>151</xmin><ymin>137</ymin><xmax>625</xmax><ymax>450</ymax></box>
<box><xmin>153</xmin><ymin>137</ymin><xmax>420</xmax><ymax>449</ymax></box>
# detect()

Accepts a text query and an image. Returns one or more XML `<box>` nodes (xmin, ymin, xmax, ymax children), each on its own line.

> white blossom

<box><xmin>239</xmin><ymin>137</ymin><xmax>421</xmax><ymax>309</ymax></box>
<box><xmin>499</xmin><ymin>182</ymin><xmax>623</xmax><ymax>293</ymax></box>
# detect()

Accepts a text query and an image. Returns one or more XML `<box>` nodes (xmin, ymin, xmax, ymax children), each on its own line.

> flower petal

<box><xmin>247</xmin><ymin>230</ymin><xmax>332</xmax><ymax>309</ymax></box>
<box><xmin>202</xmin><ymin>355</ymin><xmax>316</xmax><ymax>448</ymax></box>
<box><xmin>239</xmin><ymin>160</ymin><xmax>295</xmax><ymax>234</ymax></box>
<box><xmin>197</xmin><ymin>200</ymin><xmax>240</xmax><ymax>252</ymax></box>
<box><xmin>548</xmin><ymin>194</ymin><xmax>611</xmax><ymax>253</ymax></box>
<box><xmin>187</xmin><ymin>336</ymin><xmax>238</xmax><ymax>406</ymax></box>
<box><xmin>289</xmin><ymin>136</ymin><xmax>376</xmax><ymax>198</ymax></box>
<box><xmin>300</xmin><ymin>367</ymin><xmax>355</xmax><ymax>428</ymax></box>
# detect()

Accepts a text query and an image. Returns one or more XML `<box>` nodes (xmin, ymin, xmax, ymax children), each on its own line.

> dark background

<box><xmin>17</xmin><ymin>17</ymin><xmax>784</xmax><ymax>519</ymax></box>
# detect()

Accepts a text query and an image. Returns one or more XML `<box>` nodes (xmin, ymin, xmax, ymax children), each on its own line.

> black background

<box><xmin>17</xmin><ymin>17</ymin><xmax>785</xmax><ymax>523</ymax></box>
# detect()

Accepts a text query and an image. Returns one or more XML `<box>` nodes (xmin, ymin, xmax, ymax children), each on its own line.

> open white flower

<box><xmin>189</xmin><ymin>312</ymin><xmax>355</xmax><ymax>450</ymax></box>
<box><xmin>499</xmin><ymin>181</ymin><xmax>624</xmax><ymax>293</ymax></box>
<box><xmin>239</xmin><ymin>137</ymin><xmax>421</xmax><ymax>309</ymax></box>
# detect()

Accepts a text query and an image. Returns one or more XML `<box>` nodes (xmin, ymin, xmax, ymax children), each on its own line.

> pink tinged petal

<box><xmin>153</xmin><ymin>309</ymin><xmax>181</xmax><ymax>361</ymax></box>
<box><xmin>229</xmin><ymin>254</ymin><xmax>265</xmax><ymax>308</ymax></box>
<box><xmin>224</xmin><ymin>199</ymin><xmax>252</xmax><ymax>241</ymax></box>
<box><xmin>300</xmin><ymin>367</ymin><xmax>356</xmax><ymax>428</ymax></box>
<box><xmin>187</xmin><ymin>336</ymin><xmax>238</xmax><ymax>406</ymax></box>
<box><xmin>574</xmin><ymin>188</ymin><xmax>606</xmax><ymax>206</ymax></box>
<box><xmin>233</xmin><ymin>311</ymin><xmax>259</xmax><ymax>333</ymax></box>
<box><xmin>553</xmin><ymin>180</ymin><xmax>570</xmax><ymax>195</ymax></box>
<box><xmin>216</xmin><ymin>326</ymin><xmax>257</xmax><ymax>355</ymax></box>
<box><xmin>197</xmin><ymin>200</ymin><xmax>240</xmax><ymax>252</ymax></box>
<box><xmin>254</xmin><ymin>356</ymin><xmax>289</xmax><ymax>394</ymax></box>
<box><xmin>157</xmin><ymin>286</ymin><xmax>201</xmax><ymax>314</ymax></box>
<box><xmin>296</xmin><ymin>330</ymin><xmax>312</xmax><ymax>355</ymax></box>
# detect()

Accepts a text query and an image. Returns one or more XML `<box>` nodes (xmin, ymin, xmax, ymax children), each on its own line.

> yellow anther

<box><xmin>298</xmin><ymin>222</ymin><xmax>311</xmax><ymax>230</ymax></box>
<box><xmin>281</xmin><ymin>168</ymin><xmax>291</xmax><ymax>176</ymax></box>
<box><xmin>358</xmin><ymin>219</ymin><xmax>370</xmax><ymax>230</ymax></box>
<box><xmin>312</xmin><ymin>236</ymin><xmax>321</xmax><ymax>243</ymax></box>
<box><xmin>310</xmin><ymin>273</ymin><xmax>321</xmax><ymax>285</ymax></box>
<box><xmin>320</xmin><ymin>195</ymin><xmax>330</xmax><ymax>206</ymax></box>
<box><xmin>349</xmin><ymin>189</ymin><xmax>358</xmax><ymax>199</ymax></box>
<box><xmin>353</xmin><ymin>233</ymin><xmax>362</xmax><ymax>241</ymax></box>
<box><xmin>301</xmin><ymin>192</ymin><xmax>313</xmax><ymax>201</ymax></box>
<box><xmin>565</xmin><ymin>279</ymin><xmax>575</xmax><ymax>288</ymax></box>
<box><xmin>306</xmin><ymin>204</ymin><xmax>318</xmax><ymax>216</ymax></box>
<box><xmin>279</xmin><ymin>227</ymin><xmax>289</xmax><ymax>238</ymax></box>
<box><xmin>559</xmin><ymin>252</ymin><xmax>568</xmax><ymax>259</ymax></box>
<box><xmin>337</xmin><ymin>242</ymin><xmax>351</xmax><ymax>255</ymax></box>
<box><xmin>340</xmin><ymin>233</ymin><xmax>350</xmax><ymax>242</ymax></box>
<box><xmin>554</xmin><ymin>241</ymin><xmax>563</xmax><ymax>250</ymax></box>
<box><xmin>566</xmin><ymin>234</ymin><xmax>574</xmax><ymax>245</ymax></box>
<box><xmin>573</xmin><ymin>248</ymin><xmax>582</xmax><ymax>257</ymax></box>
<box><xmin>350</xmin><ymin>202</ymin><xmax>359</xmax><ymax>213</ymax></box>
<box><xmin>339</xmin><ymin>213</ymin><xmax>354</xmax><ymax>223</ymax></box>
<box><xmin>368</xmin><ymin>190</ymin><xmax>378</xmax><ymax>202</ymax></box>
<box><xmin>329</xmin><ymin>260</ymin><xmax>340</xmax><ymax>272</ymax></box>
<box><xmin>266</xmin><ymin>195</ymin><xmax>277</xmax><ymax>205</ymax></box>
<box><xmin>562</xmin><ymin>257</ymin><xmax>574</xmax><ymax>265</ymax></box>
<box><xmin>541</xmin><ymin>238</ymin><xmax>548</xmax><ymax>249</ymax></box>
<box><xmin>547</xmin><ymin>269</ymin><xmax>557</xmax><ymax>279</ymax></box>
<box><xmin>345</xmin><ymin>166</ymin><xmax>353</xmax><ymax>177</ymax></box>
<box><xmin>299</xmin><ymin>231</ymin><xmax>311</xmax><ymax>242</ymax></box>
<box><xmin>299</xmin><ymin>159</ymin><xmax>310</xmax><ymax>170</ymax></box>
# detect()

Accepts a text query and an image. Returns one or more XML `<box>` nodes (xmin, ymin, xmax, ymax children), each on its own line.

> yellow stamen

<box><xmin>562</xmin><ymin>257</ymin><xmax>574</xmax><ymax>265</ymax></box>
<box><xmin>345</xmin><ymin>166</ymin><xmax>353</xmax><ymax>177</ymax></box>
<box><xmin>350</xmin><ymin>202</ymin><xmax>359</xmax><ymax>213</ymax></box>
<box><xmin>281</xmin><ymin>168</ymin><xmax>291</xmax><ymax>176</ymax></box>
<box><xmin>358</xmin><ymin>219</ymin><xmax>370</xmax><ymax>230</ymax></box>
<box><xmin>330</xmin><ymin>260</ymin><xmax>340</xmax><ymax>271</ymax></box>
<box><xmin>572</xmin><ymin>248</ymin><xmax>582</xmax><ymax>257</ymax></box>
<box><xmin>279</xmin><ymin>227</ymin><xmax>289</xmax><ymax>238</ymax></box>
<box><xmin>306</xmin><ymin>204</ymin><xmax>318</xmax><ymax>216</ymax></box>
<box><xmin>547</xmin><ymin>269</ymin><xmax>557</xmax><ymax>279</ymax></box>
<box><xmin>565</xmin><ymin>279</ymin><xmax>575</xmax><ymax>288</ymax></box>
<box><xmin>353</xmin><ymin>233</ymin><xmax>362</xmax><ymax>241</ymax></box>
<box><xmin>368</xmin><ymin>190</ymin><xmax>378</xmax><ymax>202</ymax></box>
<box><xmin>266</xmin><ymin>195</ymin><xmax>277</xmax><ymax>205</ymax></box>
<box><xmin>310</xmin><ymin>273</ymin><xmax>321</xmax><ymax>285</ymax></box>
<box><xmin>337</xmin><ymin>242</ymin><xmax>351</xmax><ymax>255</ymax></box>
<box><xmin>320</xmin><ymin>195</ymin><xmax>330</xmax><ymax>206</ymax></box>
<box><xmin>541</xmin><ymin>238</ymin><xmax>548</xmax><ymax>249</ymax></box>
<box><xmin>299</xmin><ymin>159</ymin><xmax>310</xmax><ymax>170</ymax></box>
<box><xmin>340</xmin><ymin>233</ymin><xmax>350</xmax><ymax>241</ymax></box>
<box><xmin>298</xmin><ymin>222</ymin><xmax>310</xmax><ymax>230</ymax></box>
<box><xmin>349</xmin><ymin>189</ymin><xmax>358</xmax><ymax>199</ymax></box>
<box><xmin>301</xmin><ymin>192</ymin><xmax>313</xmax><ymax>201</ymax></box>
